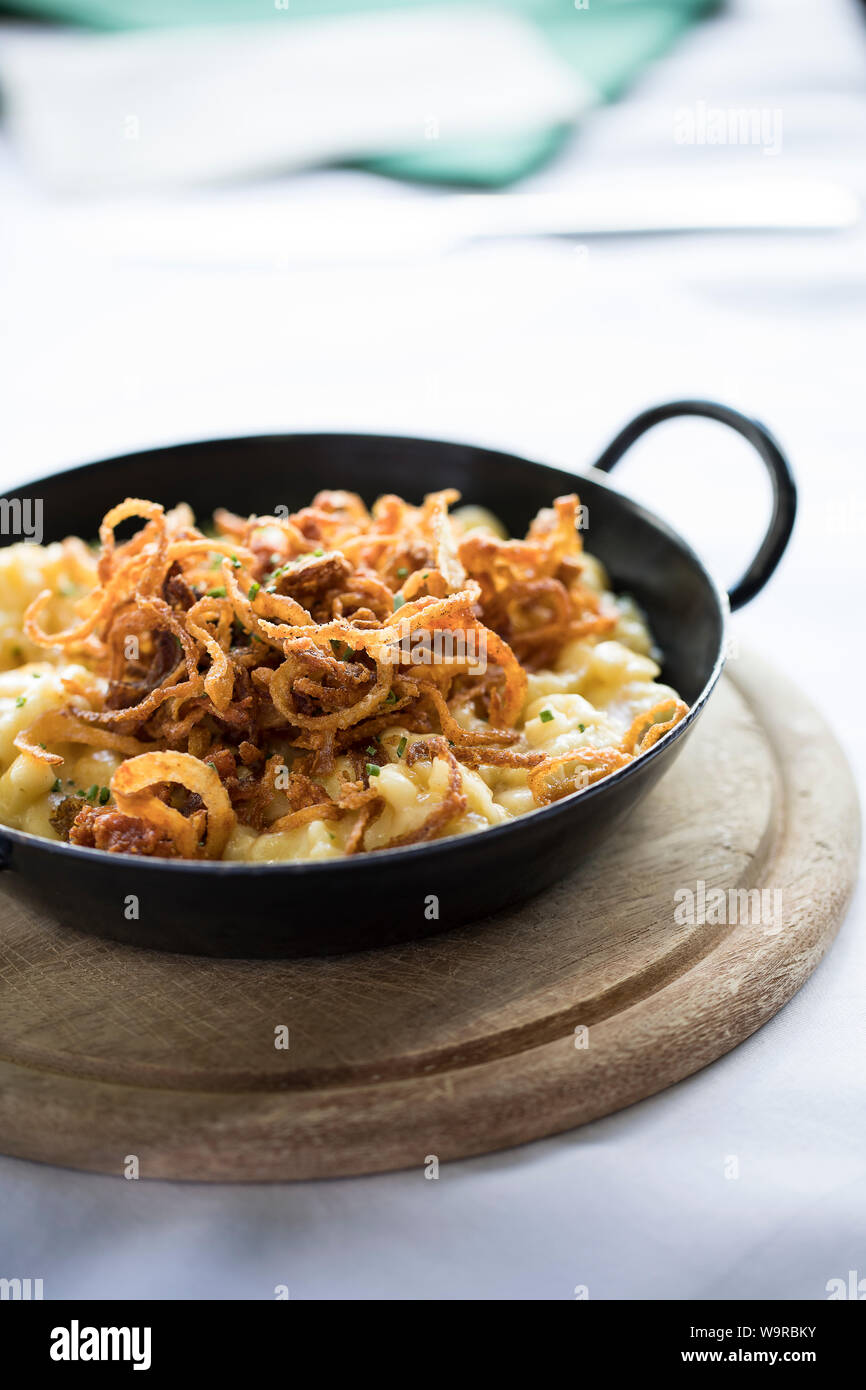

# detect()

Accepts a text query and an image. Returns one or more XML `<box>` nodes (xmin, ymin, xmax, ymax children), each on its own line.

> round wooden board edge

<box><xmin>0</xmin><ymin>652</ymin><xmax>860</xmax><ymax>1182</ymax></box>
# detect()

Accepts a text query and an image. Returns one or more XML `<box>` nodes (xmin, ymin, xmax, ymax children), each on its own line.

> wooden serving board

<box><xmin>0</xmin><ymin>652</ymin><xmax>859</xmax><ymax>1181</ymax></box>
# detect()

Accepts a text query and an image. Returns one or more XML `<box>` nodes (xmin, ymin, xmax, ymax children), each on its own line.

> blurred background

<box><xmin>1</xmin><ymin>0</ymin><xmax>865</xmax><ymax>1298</ymax></box>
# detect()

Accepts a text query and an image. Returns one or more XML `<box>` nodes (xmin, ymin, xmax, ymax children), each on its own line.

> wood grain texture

<box><xmin>0</xmin><ymin>651</ymin><xmax>859</xmax><ymax>1180</ymax></box>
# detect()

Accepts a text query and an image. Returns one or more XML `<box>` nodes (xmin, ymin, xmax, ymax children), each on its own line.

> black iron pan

<box><xmin>0</xmin><ymin>400</ymin><xmax>795</xmax><ymax>956</ymax></box>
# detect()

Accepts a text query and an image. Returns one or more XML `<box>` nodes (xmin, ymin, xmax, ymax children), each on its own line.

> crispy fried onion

<box><xmin>620</xmin><ymin>697</ymin><xmax>688</xmax><ymax>754</ymax></box>
<box><xmin>15</xmin><ymin>709</ymin><xmax>153</xmax><ymax>765</ymax></box>
<box><xmin>526</xmin><ymin>697</ymin><xmax>688</xmax><ymax>806</ymax></box>
<box><xmin>266</xmin><ymin>800</ymin><xmax>344</xmax><ymax>835</ymax></box>
<box><xmin>263</xmin><ymin>647</ymin><xmax>394</xmax><ymax>730</ymax></box>
<box><xmin>15</xmin><ymin>487</ymin><xmax>689</xmax><ymax>858</ymax></box>
<box><xmin>185</xmin><ymin>596</ymin><xmax>235</xmax><ymax>712</ymax></box>
<box><xmin>456</xmin><ymin>494</ymin><xmax>619</xmax><ymax>665</ymax></box>
<box><xmin>79</xmin><ymin>597</ymin><xmax>203</xmax><ymax>725</ymax></box>
<box><xmin>110</xmin><ymin>752</ymin><xmax>235</xmax><ymax>859</ymax></box>
<box><xmin>527</xmin><ymin>747</ymin><xmax>633</xmax><ymax>806</ymax></box>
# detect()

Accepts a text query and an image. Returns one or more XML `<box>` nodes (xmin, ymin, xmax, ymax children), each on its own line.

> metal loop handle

<box><xmin>592</xmin><ymin>400</ymin><xmax>796</xmax><ymax>610</ymax></box>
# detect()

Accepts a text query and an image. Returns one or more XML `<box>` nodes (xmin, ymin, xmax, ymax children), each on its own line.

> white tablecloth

<box><xmin>1</xmin><ymin>0</ymin><xmax>863</xmax><ymax>1299</ymax></box>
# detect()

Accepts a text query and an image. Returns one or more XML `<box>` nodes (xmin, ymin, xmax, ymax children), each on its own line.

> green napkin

<box><xmin>1</xmin><ymin>0</ymin><xmax>720</xmax><ymax>185</ymax></box>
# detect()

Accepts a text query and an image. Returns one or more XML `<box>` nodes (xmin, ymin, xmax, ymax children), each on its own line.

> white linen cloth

<box><xmin>0</xmin><ymin>8</ymin><xmax>587</xmax><ymax>191</ymax></box>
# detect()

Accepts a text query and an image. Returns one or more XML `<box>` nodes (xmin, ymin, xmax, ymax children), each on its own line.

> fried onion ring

<box><xmin>620</xmin><ymin>698</ymin><xmax>689</xmax><ymax>755</ymax></box>
<box><xmin>527</xmin><ymin>747</ymin><xmax>632</xmax><ymax>806</ymax></box>
<box><xmin>110</xmin><ymin>751</ymin><xmax>235</xmax><ymax>858</ymax></box>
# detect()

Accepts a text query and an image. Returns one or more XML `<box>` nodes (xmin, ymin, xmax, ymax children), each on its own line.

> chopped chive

<box><xmin>365</xmin><ymin>763</ymin><xmax>380</xmax><ymax>777</ymax></box>
<box><xmin>393</xmin><ymin>592</ymin><xmax>406</xmax><ymax>611</ymax></box>
<box><xmin>207</xmin><ymin>586</ymin><xmax>226</xmax><ymax>598</ymax></box>
<box><xmin>578</xmin><ymin>723</ymin><xmax>586</xmax><ymax>732</ymax></box>
<box><xmin>313</xmin><ymin>548</ymin><xmax>324</xmax><ymax>557</ymax></box>
<box><xmin>98</xmin><ymin>786</ymin><xmax>110</xmax><ymax>805</ymax></box>
<box><xmin>31</xmin><ymin>671</ymin><xmax>41</xmax><ymax>679</ymax></box>
<box><xmin>248</xmin><ymin>581</ymin><xmax>261</xmax><ymax>600</ymax></box>
<box><xmin>51</xmin><ymin>778</ymin><xmax>62</xmax><ymax>793</ymax></box>
<box><xmin>330</xmin><ymin>639</ymin><xmax>342</xmax><ymax>655</ymax></box>
<box><xmin>539</xmin><ymin>709</ymin><xmax>554</xmax><ymax>723</ymax></box>
<box><xmin>365</xmin><ymin>745</ymin><xmax>377</xmax><ymax>757</ymax></box>
<box><xmin>15</xmin><ymin>696</ymin><xmax>26</xmax><ymax>708</ymax></box>
<box><xmin>396</xmin><ymin>566</ymin><xmax>408</xmax><ymax>579</ymax></box>
<box><xmin>396</xmin><ymin>736</ymin><xmax>407</xmax><ymax>758</ymax></box>
<box><xmin>385</xmin><ymin>690</ymin><xmax>397</xmax><ymax>704</ymax></box>
<box><xmin>230</xmin><ymin>554</ymin><xmax>241</xmax><ymax>569</ymax></box>
<box><xmin>85</xmin><ymin>784</ymin><xmax>98</xmax><ymax>802</ymax></box>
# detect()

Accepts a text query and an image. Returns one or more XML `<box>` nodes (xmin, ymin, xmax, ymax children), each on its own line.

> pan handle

<box><xmin>591</xmin><ymin>399</ymin><xmax>796</xmax><ymax>611</ymax></box>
